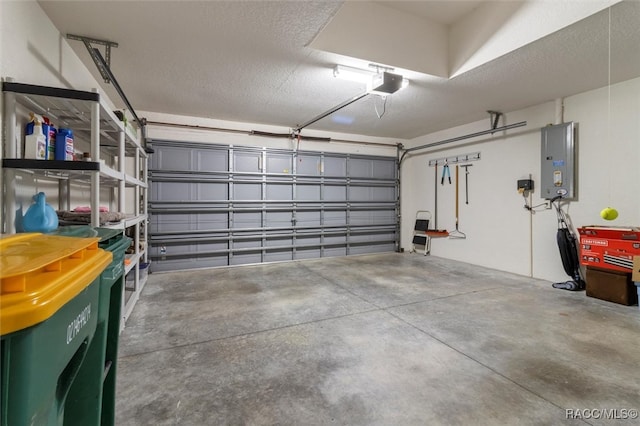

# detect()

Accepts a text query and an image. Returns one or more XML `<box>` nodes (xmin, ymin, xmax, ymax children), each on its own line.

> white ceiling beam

<box><xmin>449</xmin><ymin>0</ymin><xmax>623</xmax><ymax>78</ymax></box>
<box><xmin>309</xmin><ymin>1</ymin><xmax>449</xmax><ymax>78</ymax></box>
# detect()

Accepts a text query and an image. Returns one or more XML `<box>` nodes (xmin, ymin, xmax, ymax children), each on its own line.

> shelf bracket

<box><xmin>67</xmin><ymin>34</ymin><xmax>119</xmax><ymax>84</ymax></box>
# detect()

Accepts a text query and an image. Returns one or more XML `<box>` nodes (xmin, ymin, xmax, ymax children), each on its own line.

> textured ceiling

<box><xmin>38</xmin><ymin>1</ymin><xmax>640</xmax><ymax>140</ymax></box>
<box><xmin>375</xmin><ymin>1</ymin><xmax>481</xmax><ymax>24</ymax></box>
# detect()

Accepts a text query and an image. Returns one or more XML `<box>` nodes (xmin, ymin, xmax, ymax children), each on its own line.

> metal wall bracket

<box><xmin>487</xmin><ymin>110</ymin><xmax>502</xmax><ymax>133</ymax></box>
<box><xmin>67</xmin><ymin>34</ymin><xmax>119</xmax><ymax>83</ymax></box>
<box><xmin>65</xmin><ymin>35</ymin><xmax>150</xmax><ymax>152</ymax></box>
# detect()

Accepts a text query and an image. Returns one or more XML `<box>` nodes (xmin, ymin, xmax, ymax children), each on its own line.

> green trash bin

<box><xmin>0</xmin><ymin>233</ymin><xmax>112</xmax><ymax>426</ymax></box>
<box><xmin>54</xmin><ymin>227</ymin><xmax>131</xmax><ymax>426</ymax></box>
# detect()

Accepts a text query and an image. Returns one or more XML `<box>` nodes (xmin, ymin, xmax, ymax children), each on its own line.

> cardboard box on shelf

<box><xmin>633</xmin><ymin>256</ymin><xmax>640</xmax><ymax>282</ymax></box>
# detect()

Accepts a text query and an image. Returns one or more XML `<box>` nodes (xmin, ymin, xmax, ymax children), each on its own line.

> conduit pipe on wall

<box><xmin>398</xmin><ymin>121</ymin><xmax>528</xmax><ymax>165</ymax></box>
<box><xmin>555</xmin><ymin>98</ymin><xmax>564</xmax><ymax>125</ymax></box>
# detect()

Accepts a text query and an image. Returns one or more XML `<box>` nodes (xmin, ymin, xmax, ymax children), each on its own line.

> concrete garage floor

<box><xmin>115</xmin><ymin>253</ymin><xmax>640</xmax><ymax>425</ymax></box>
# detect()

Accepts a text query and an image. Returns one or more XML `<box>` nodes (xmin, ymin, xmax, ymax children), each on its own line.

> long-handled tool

<box><xmin>449</xmin><ymin>165</ymin><xmax>467</xmax><ymax>239</ymax></box>
<box><xmin>434</xmin><ymin>163</ymin><xmax>438</xmax><ymax>229</ymax></box>
<box><xmin>460</xmin><ymin>164</ymin><xmax>473</xmax><ymax>204</ymax></box>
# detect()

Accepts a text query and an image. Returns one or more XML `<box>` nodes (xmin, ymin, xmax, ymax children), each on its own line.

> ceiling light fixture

<box><xmin>333</xmin><ymin>64</ymin><xmax>409</xmax><ymax>94</ymax></box>
<box><xmin>333</xmin><ymin>65</ymin><xmax>374</xmax><ymax>84</ymax></box>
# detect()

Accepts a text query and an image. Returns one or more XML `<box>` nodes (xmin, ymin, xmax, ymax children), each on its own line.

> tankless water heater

<box><xmin>541</xmin><ymin>122</ymin><xmax>576</xmax><ymax>200</ymax></box>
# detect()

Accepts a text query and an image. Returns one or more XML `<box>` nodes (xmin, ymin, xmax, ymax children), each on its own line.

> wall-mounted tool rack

<box><xmin>428</xmin><ymin>152</ymin><xmax>481</xmax><ymax>167</ymax></box>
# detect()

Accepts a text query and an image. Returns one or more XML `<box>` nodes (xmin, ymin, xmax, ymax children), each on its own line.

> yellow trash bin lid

<box><xmin>0</xmin><ymin>233</ymin><xmax>112</xmax><ymax>335</ymax></box>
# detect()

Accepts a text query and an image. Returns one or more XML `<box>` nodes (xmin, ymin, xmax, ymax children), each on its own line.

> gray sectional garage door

<box><xmin>148</xmin><ymin>140</ymin><xmax>398</xmax><ymax>272</ymax></box>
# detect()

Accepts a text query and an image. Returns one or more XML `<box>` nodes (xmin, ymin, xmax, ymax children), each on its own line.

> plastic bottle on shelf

<box><xmin>24</xmin><ymin>120</ymin><xmax>47</xmax><ymax>160</ymax></box>
<box><xmin>55</xmin><ymin>128</ymin><xmax>74</xmax><ymax>161</ymax></box>
<box><xmin>42</xmin><ymin>116</ymin><xmax>56</xmax><ymax>160</ymax></box>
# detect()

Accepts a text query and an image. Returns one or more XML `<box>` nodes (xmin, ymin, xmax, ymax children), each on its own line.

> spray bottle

<box><xmin>24</xmin><ymin>116</ymin><xmax>47</xmax><ymax>160</ymax></box>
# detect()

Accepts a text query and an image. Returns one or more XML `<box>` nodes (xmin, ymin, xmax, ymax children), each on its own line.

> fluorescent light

<box><xmin>334</xmin><ymin>64</ymin><xmax>409</xmax><ymax>93</ymax></box>
<box><xmin>333</xmin><ymin>65</ymin><xmax>374</xmax><ymax>84</ymax></box>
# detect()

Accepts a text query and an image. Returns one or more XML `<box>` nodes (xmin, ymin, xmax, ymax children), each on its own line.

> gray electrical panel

<box><xmin>541</xmin><ymin>122</ymin><xmax>576</xmax><ymax>200</ymax></box>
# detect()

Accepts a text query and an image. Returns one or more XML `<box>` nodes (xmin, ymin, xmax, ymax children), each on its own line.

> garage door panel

<box><xmin>152</xmin><ymin>181</ymin><xmax>190</xmax><ymax>202</ymax></box>
<box><xmin>198</xmin><ymin>182</ymin><xmax>228</xmax><ymax>199</ymax></box>
<box><xmin>297</xmin><ymin>155</ymin><xmax>321</xmax><ymax>175</ymax></box>
<box><xmin>349</xmin><ymin>158</ymin><xmax>373</xmax><ymax>178</ymax></box>
<box><xmin>294</xmin><ymin>248</ymin><xmax>321</xmax><ymax>260</ymax></box>
<box><xmin>349</xmin><ymin>186</ymin><xmax>396</xmax><ymax>201</ymax></box>
<box><xmin>195</xmin><ymin>213</ymin><xmax>228</xmax><ymax>230</ymax></box>
<box><xmin>296</xmin><ymin>184</ymin><xmax>320</xmax><ymax>201</ymax></box>
<box><xmin>350</xmin><ymin>243</ymin><xmax>395</xmax><ymax>255</ymax></box>
<box><xmin>266</xmin><ymin>154</ymin><xmax>292</xmax><ymax>174</ymax></box>
<box><xmin>150</xmin><ymin>242</ymin><xmax>196</xmax><ymax>257</ymax></box>
<box><xmin>266</xmin><ymin>211</ymin><xmax>293</xmax><ymax>228</ymax></box>
<box><xmin>234</xmin><ymin>183</ymin><xmax>261</xmax><ymax>200</ymax></box>
<box><xmin>150</xmin><ymin>213</ymin><xmax>193</xmax><ymax>232</ymax></box>
<box><xmin>266</xmin><ymin>184</ymin><xmax>292</xmax><ymax>200</ymax></box>
<box><xmin>324</xmin><ymin>233</ymin><xmax>347</xmax><ymax>245</ymax></box>
<box><xmin>350</xmin><ymin>210</ymin><xmax>396</xmax><ymax>226</ymax></box>
<box><xmin>324</xmin><ymin>156</ymin><xmax>347</xmax><ymax>176</ymax></box>
<box><xmin>324</xmin><ymin>186</ymin><xmax>346</xmax><ymax>201</ymax></box>
<box><xmin>231</xmin><ymin>253</ymin><xmax>262</xmax><ymax>265</ymax></box>
<box><xmin>296</xmin><ymin>211</ymin><xmax>320</xmax><ymax>227</ymax></box>
<box><xmin>324</xmin><ymin>211</ymin><xmax>347</xmax><ymax>226</ymax></box>
<box><xmin>234</xmin><ymin>151</ymin><xmax>262</xmax><ymax>173</ymax></box>
<box><xmin>196</xmin><ymin>149</ymin><xmax>228</xmax><ymax>172</ymax></box>
<box><xmin>296</xmin><ymin>235</ymin><xmax>321</xmax><ymax>246</ymax></box>
<box><xmin>232</xmin><ymin>212</ymin><xmax>261</xmax><ymax>229</ymax></box>
<box><xmin>371</xmin><ymin>159</ymin><xmax>396</xmax><ymax>179</ymax></box>
<box><xmin>149</xmin><ymin>141</ymin><xmax>397</xmax><ymax>271</ymax></box>
<box><xmin>265</xmin><ymin>236</ymin><xmax>292</xmax><ymax>247</ymax></box>
<box><xmin>232</xmin><ymin>237</ymin><xmax>260</xmax><ymax>247</ymax></box>
<box><xmin>151</xmin><ymin>146</ymin><xmax>190</xmax><ymax>170</ymax></box>
<box><xmin>151</xmin><ymin>212</ymin><xmax>229</xmax><ymax>232</ymax></box>
<box><xmin>265</xmin><ymin>250</ymin><xmax>293</xmax><ymax>262</ymax></box>
<box><xmin>324</xmin><ymin>247</ymin><xmax>347</xmax><ymax>257</ymax></box>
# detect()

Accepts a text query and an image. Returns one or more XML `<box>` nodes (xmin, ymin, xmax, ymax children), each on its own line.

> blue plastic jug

<box><xmin>55</xmin><ymin>128</ymin><xmax>74</xmax><ymax>161</ymax></box>
<box><xmin>22</xmin><ymin>192</ymin><xmax>59</xmax><ymax>233</ymax></box>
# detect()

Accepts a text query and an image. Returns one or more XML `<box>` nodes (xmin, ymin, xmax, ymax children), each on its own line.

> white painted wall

<box><xmin>0</xmin><ymin>1</ymin><xmax>113</xmax><ymax>98</ymax></box>
<box><xmin>402</xmin><ymin>76</ymin><xmax>640</xmax><ymax>282</ymax></box>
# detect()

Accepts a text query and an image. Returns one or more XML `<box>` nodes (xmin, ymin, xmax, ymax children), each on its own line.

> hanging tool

<box><xmin>460</xmin><ymin>164</ymin><xmax>473</xmax><ymax>204</ymax></box>
<box><xmin>434</xmin><ymin>163</ymin><xmax>438</xmax><ymax>229</ymax></box>
<box><xmin>449</xmin><ymin>165</ymin><xmax>467</xmax><ymax>239</ymax></box>
<box><xmin>441</xmin><ymin>161</ymin><xmax>451</xmax><ymax>185</ymax></box>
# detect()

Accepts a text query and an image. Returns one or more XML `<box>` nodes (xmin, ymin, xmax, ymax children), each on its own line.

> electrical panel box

<box><xmin>541</xmin><ymin>122</ymin><xmax>576</xmax><ymax>200</ymax></box>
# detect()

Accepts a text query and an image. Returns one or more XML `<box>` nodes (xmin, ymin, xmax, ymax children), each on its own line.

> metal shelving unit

<box><xmin>1</xmin><ymin>80</ymin><xmax>148</xmax><ymax>327</ymax></box>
